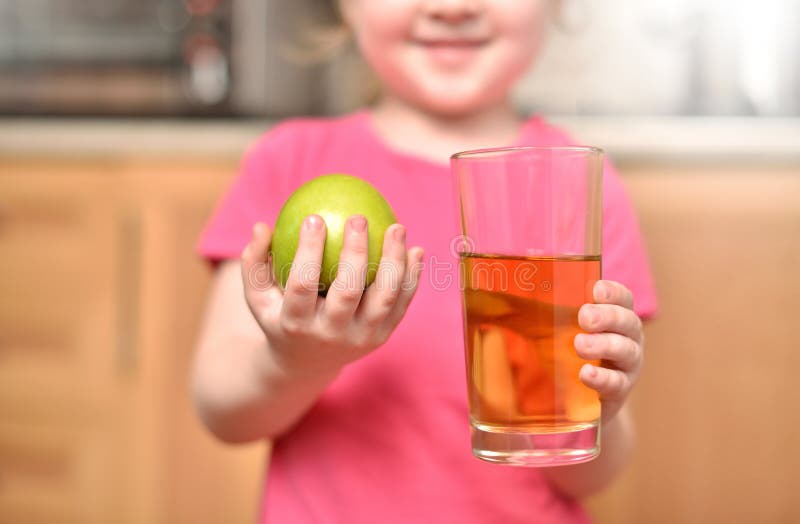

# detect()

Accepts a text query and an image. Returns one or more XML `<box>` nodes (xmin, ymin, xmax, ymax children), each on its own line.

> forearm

<box><xmin>192</xmin><ymin>330</ymin><xmax>338</xmax><ymax>443</ymax></box>
<box><xmin>541</xmin><ymin>406</ymin><xmax>635</xmax><ymax>499</ymax></box>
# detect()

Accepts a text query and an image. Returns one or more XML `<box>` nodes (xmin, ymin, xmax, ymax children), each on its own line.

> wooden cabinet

<box><xmin>0</xmin><ymin>158</ymin><xmax>264</xmax><ymax>523</ymax></box>
<box><xmin>586</xmin><ymin>163</ymin><xmax>800</xmax><ymax>524</ymax></box>
<box><xmin>2</xmin><ymin>154</ymin><xmax>798</xmax><ymax>523</ymax></box>
<box><xmin>117</xmin><ymin>161</ymin><xmax>267</xmax><ymax>523</ymax></box>
<box><xmin>0</xmin><ymin>164</ymin><xmax>131</xmax><ymax>523</ymax></box>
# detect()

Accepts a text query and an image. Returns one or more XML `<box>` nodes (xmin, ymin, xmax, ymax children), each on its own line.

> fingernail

<box><xmin>577</xmin><ymin>334</ymin><xmax>592</xmax><ymax>349</ymax></box>
<box><xmin>393</xmin><ymin>225</ymin><xmax>406</xmax><ymax>242</ymax></box>
<box><xmin>304</xmin><ymin>215</ymin><xmax>323</xmax><ymax>231</ymax></box>
<box><xmin>596</xmin><ymin>281</ymin><xmax>610</xmax><ymax>301</ymax></box>
<box><xmin>585</xmin><ymin>305</ymin><xmax>599</xmax><ymax>326</ymax></box>
<box><xmin>349</xmin><ymin>215</ymin><xmax>367</xmax><ymax>232</ymax></box>
<box><xmin>587</xmin><ymin>365</ymin><xmax>598</xmax><ymax>378</ymax></box>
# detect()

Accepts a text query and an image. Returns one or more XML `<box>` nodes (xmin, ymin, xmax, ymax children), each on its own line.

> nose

<box><xmin>422</xmin><ymin>0</ymin><xmax>482</xmax><ymax>24</ymax></box>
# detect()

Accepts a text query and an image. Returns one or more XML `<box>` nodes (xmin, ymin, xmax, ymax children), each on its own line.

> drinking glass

<box><xmin>451</xmin><ymin>146</ymin><xmax>603</xmax><ymax>466</ymax></box>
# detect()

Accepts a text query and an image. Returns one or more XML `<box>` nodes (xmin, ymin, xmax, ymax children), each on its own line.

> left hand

<box><xmin>574</xmin><ymin>280</ymin><xmax>645</xmax><ymax>423</ymax></box>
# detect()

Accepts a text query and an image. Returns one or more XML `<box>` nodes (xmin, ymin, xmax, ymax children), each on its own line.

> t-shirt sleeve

<box><xmin>601</xmin><ymin>159</ymin><xmax>659</xmax><ymax>319</ymax></box>
<box><xmin>530</xmin><ymin>117</ymin><xmax>658</xmax><ymax>319</ymax></box>
<box><xmin>196</xmin><ymin>122</ymin><xmax>301</xmax><ymax>263</ymax></box>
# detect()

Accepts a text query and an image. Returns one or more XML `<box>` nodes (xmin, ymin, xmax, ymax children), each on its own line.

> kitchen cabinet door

<box><xmin>119</xmin><ymin>160</ymin><xmax>266</xmax><ymax>524</ymax></box>
<box><xmin>586</xmin><ymin>164</ymin><xmax>800</xmax><ymax>524</ymax></box>
<box><xmin>0</xmin><ymin>161</ymin><xmax>142</xmax><ymax>523</ymax></box>
<box><xmin>0</xmin><ymin>158</ymin><xmax>266</xmax><ymax>523</ymax></box>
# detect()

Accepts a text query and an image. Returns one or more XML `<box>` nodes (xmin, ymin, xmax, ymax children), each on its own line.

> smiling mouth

<box><xmin>415</xmin><ymin>39</ymin><xmax>489</xmax><ymax>66</ymax></box>
<box><xmin>417</xmin><ymin>39</ymin><xmax>489</xmax><ymax>48</ymax></box>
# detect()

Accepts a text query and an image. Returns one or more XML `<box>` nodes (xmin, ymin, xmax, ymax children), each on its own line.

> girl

<box><xmin>193</xmin><ymin>1</ymin><xmax>657</xmax><ymax>522</ymax></box>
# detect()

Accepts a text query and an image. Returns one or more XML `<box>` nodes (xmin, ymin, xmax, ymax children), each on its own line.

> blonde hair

<box><xmin>284</xmin><ymin>1</ymin><xmax>349</xmax><ymax>64</ymax></box>
<box><xmin>282</xmin><ymin>1</ymin><xmax>379</xmax><ymax>110</ymax></box>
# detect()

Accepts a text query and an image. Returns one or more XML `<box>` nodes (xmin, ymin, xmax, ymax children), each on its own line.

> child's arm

<box><xmin>542</xmin><ymin>403</ymin><xmax>636</xmax><ymax>499</ymax></box>
<box><xmin>192</xmin><ymin>217</ymin><xmax>424</xmax><ymax>443</ymax></box>
<box><xmin>542</xmin><ymin>280</ymin><xmax>645</xmax><ymax>498</ymax></box>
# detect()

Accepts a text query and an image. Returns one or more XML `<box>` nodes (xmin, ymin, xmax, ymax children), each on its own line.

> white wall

<box><xmin>514</xmin><ymin>0</ymin><xmax>800</xmax><ymax>116</ymax></box>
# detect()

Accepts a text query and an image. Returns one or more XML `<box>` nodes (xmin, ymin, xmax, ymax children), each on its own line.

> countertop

<box><xmin>0</xmin><ymin>117</ymin><xmax>798</xmax><ymax>165</ymax></box>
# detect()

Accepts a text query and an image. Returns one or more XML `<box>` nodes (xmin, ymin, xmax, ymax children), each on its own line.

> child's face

<box><xmin>340</xmin><ymin>0</ymin><xmax>551</xmax><ymax>116</ymax></box>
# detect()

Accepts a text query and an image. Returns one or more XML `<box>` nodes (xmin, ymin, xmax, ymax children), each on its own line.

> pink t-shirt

<box><xmin>198</xmin><ymin>111</ymin><xmax>658</xmax><ymax>523</ymax></box>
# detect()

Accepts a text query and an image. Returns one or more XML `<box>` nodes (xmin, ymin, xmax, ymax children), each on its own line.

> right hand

<box><xmin>240</xmin><ymin>214</ymin><xmax>424</xmax><ymax>377</ymax></box>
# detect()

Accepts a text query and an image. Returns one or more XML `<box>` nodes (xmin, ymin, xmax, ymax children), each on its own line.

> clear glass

<box><xmin>451</xmin><ymin>146</ymin><xmax>604</xmax><ymax>467</ymax></box>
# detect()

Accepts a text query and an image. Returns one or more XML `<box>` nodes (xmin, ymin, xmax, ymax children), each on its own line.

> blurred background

<box><xmin>0</xmin><ymin>0</ymin><xmax>798</xmax><ymax>523</ymax></box>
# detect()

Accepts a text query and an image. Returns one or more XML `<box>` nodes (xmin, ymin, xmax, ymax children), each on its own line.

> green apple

<box><xmin>271</xmin><ymin>174</ymin><xmax>397</xmax><ymax>294</ymax></box>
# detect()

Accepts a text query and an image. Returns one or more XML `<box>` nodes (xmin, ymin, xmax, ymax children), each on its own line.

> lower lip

<box><xmin>420</xmin><ymin>43</ymin><xmax>485</xmax><ymax>67</ymax></box>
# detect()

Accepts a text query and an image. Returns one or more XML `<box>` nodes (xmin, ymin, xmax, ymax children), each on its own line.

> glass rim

<box><xmin>451</xmin><ymin>145</ymin><xmax>604</xmax><ymax>161</ymax></box>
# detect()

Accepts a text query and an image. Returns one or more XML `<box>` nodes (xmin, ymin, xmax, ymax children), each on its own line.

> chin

<box><xmin>413</xmin><ymin>90</ymin><xmax>504</xmax><ymax>118</ymax></box>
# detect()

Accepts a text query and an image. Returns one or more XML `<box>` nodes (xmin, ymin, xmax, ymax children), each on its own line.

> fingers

<box><xmin>241</xmin><ymin>222</ymin><xmax>281</xmax><ymax>309</ymax></box>
<box><xmin>576</xmin><ymin>281</ymin><xmax>643</xmax><ymax>421</ymax></box>
<box><xmin>593</xmin><ymin>280</ymin><xmax>634</xmax><ymax>309</ymax></box>
<box><xmin>574</xmin><ymin>332</ymin><xmax>642</xmax><ymax>373</ymax></box>
<box><xmin>322</xmin><ymin>215</ymin><xmax>370</xmax><ymax>328</ymax></box>
<box><xmin>579</xmin><ymin>363</ymin><xmax>632</xmax><ymax>401</ymax></box>
<box><xmin>379</xmin><ymin>247</ymin><xmax>425</xmax><ymax>336</ymax></box>
<box><xmin>356</xmin><ymin>223</ymin><xmax>407</xmax><ymax>327</ymax></box>
<box><xmin>281</xmin><ymin>215</ymin><xmax>325</xmax><ymax>324</ymax></box>
<box><xmin>578</xmin><ymin>303</ymin><xmax>643</xmax><ymax>343</ymax></box>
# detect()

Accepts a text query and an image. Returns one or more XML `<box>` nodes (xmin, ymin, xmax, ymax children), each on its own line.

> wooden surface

<box><xmin>0</xmin><ymin>165</ymin><xmax>130</xmax><ymax>523</ymax></box>
<box><xmin>118</xmin><ymin>161</ymin><xmax>267</xmax><ymax>523</ymax></box>
<box><xmin>2</xmin><ymin>156</ymin><xmax>798</xmax><ymax>522</ymax></box>
<box><xmin>586</xmin><ymin>164</ymin><xmax>800</xmax><ymax>523</ymax></box>
<box><xmin>0</xmin><ymin>158</ymin><xmax>264</xmax><ymax>524</ymax></box>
